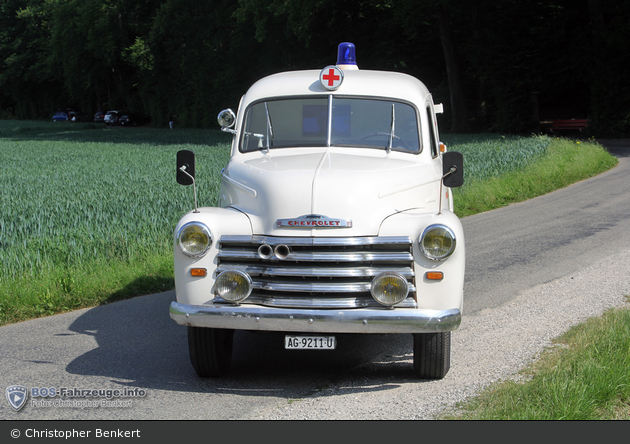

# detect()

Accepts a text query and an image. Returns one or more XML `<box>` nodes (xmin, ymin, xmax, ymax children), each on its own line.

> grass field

<box><xmin>447</xmin><ymin>135</ymin><xmax>618</xmax><ymax>217</ymax></box>
<box><xmin>0</xmin><ymin>121</ymin><xmax>617</xmax><ymax>326</ymax></box>
<box><xmin>0</xmin><ymin>121</ymin><xmax>231</xmax><ymax>324</ymax></box>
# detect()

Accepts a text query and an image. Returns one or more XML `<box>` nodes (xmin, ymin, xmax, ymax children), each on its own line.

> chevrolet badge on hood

<box><xmin>276</xmin><ymin>214</ymin><xmax>353</xmax><ymax>228</ymax></box>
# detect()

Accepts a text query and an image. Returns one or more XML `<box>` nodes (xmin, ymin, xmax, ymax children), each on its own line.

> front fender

<box><xmin>379</xmin><ymin>209</ymin><xmax>465</xmax><ymax>313</ymax></box>
<box><xmin>174</xmin><ymin>207</ymin><xmax>252</xmax><ymax>306</ymax></box>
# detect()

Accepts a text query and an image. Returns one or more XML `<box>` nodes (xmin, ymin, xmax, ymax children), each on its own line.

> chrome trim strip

<box><xmin>170</xmin><ymin>301</ymin><xmax>461</xmax><ymax>334</ymax></box>
<box><xmin>216</xmin><ymin>264</ymin><xmax>415</xmax><ymax>278</ymax></box>
<box><xmin>214</xmin><ymin>295</ymin><xmax>417</xmax><ymax>309</ymax></box>
<box><xmin>221</xmin><ymin>173</ymin><xmax>257</xmax><ymax>197</ymax></box>
<box><xmin>253</xmin><ymin>281</ymin><xmax>370</xmax><ymax>293</ymax></box>
<box><xmin>247</xmin><ymin>280</ymin><xmax>416</xmax><ymax>293</ymax></box>
<box><xmin>218</xmin><ymin>250</ymin><xmax>413</xmax><ymax>262</ymax></box>
<box><xmin>220</xmin><ymin>235</ymin><xmax>413</xmax><ymax>247</ymax></box>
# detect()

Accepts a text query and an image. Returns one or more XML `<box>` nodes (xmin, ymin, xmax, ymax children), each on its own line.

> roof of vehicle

<box><xmin>240</xmin><ymin>69</ymin><xmax>432</xmax><ymax>111</ymax></box>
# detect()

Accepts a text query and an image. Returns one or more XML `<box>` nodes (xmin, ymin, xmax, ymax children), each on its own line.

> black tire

<box><xmin>187</xmin><ymin>326</ymin><xmax>234</xmax><ymax>377</ymax></box>
<box><xmin>412</xmin><ymin>332</ymin><xmax>451</xmax><ymax>379</ymax></box>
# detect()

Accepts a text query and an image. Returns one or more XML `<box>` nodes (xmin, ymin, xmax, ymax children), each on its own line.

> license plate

<box><xmin>285</xmin><ymin>335</ymin><xmax>336</xmax><ymax>350</ymax></box>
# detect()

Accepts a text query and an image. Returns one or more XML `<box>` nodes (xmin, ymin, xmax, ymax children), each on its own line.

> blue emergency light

<box><xmin>336</xmin><ymin>42</ymin><xmax>357</xmax><ymax>68</ymax></box>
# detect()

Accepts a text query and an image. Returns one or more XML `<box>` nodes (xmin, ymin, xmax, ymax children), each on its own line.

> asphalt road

<box><xmin>1</xmin><ymin>139</ymin><xmax>629</xmax><ymax>421</ymax></box>
<box><xmin>463</xmin><ymin>139</ymin><xmax>630</xmax><ymax>314</ymax></box>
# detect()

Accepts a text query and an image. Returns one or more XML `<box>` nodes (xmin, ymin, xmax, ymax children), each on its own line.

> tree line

<box><xmin>1</xmin><ymin>0</ymin><xmax>628</xmax><ymax>135</ymax></box>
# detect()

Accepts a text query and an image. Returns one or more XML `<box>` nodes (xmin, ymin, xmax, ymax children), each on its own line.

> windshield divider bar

<box><xmin>327</xmin><ymin>95</ymin><xmax>333</xmax><ymax>147</ymax></box>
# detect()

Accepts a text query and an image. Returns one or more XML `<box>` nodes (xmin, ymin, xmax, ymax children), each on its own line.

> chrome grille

<box><xmin>216</xmin><ymin>235</ymin><xmax>416</xmax><ymax>308</ymax></box>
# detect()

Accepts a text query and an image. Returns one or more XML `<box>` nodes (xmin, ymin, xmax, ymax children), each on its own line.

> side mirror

<box><xmin>177</xmin><ymin>150</ymin><xmax>195</xmax><ymax>186</ymax></box>
<box><xmin>442</xmin><ymin>151</ymin><xmax>464</xmax><ymax>188</ymax></box>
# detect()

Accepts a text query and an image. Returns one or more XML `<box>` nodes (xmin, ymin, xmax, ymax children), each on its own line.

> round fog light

<box><xmin>371</xmin><ymin>272</ymin><xmax>409</xmax><ymax>307</ymax></box>
<box><xmin>215</xmin><ymin>270</ymin><xmax>252</xmax><ymax>303</ymax></box>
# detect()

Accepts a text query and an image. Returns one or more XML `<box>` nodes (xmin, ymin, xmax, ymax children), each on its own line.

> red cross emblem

<box><xmin>320</xmin><ymin>65</ymin><xmax>344</xmax><ymax>90</ymax></box>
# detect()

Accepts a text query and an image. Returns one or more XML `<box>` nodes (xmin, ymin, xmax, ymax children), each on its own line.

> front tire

<box><xmin>187</xmin><ymin>327</ymin><xmax>234</xmax><ymax>377</ymax></box>
<box><xmin>412</xmin><ymin>332</ymin><xmax>451</xmax><ymax>379</ymax></box>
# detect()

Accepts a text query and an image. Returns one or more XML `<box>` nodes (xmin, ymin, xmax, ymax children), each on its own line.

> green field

<box><xmin>0</xmin><ymin>121</ymin><xmax>617</xmax><ymax>325</ymax></box>
<box><xmin>0</xmin><ymin>122</ymin><xmax>231</xmax><ymax>324</ymax></box>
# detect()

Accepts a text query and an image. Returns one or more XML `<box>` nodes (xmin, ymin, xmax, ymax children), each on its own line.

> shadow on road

<box><xmin>64</xmin><ymin>291</ymin><xmax>419</xmax><ymax>398</ymax></box>
<box><xmin>598</xmin><ymin>139</ymin><xmax>630</xmax><ymax>158</ymax></box>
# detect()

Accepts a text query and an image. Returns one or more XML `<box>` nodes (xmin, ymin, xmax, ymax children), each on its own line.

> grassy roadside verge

<box><xmin>0</xmin><ymin>255</ymin><xmax>174</xmax><ymax>325</ymax></box>
<box><xmin>444</xmin><ymin>301</ymin><xmax>630</xmax><ymax>420</ymax></box>
<box><xmin>452</xmin><ymin>137</ymin><xmax>619</xmax><ymax>217</ymax></box>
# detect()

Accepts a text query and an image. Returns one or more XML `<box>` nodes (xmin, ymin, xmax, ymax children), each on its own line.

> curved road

<box><xmin>1</xmin><ymin>140</ymin><xmax>629</xmax><ymax>420</ymax></box>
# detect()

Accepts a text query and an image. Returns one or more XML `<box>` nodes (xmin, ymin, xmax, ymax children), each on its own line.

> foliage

<box><xmin>1</xmin><ymin>1</ymin><xmax>629</xmax><ymax>134</ymax></box>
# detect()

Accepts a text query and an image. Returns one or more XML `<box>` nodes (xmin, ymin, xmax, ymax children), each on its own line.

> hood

<box><xmin>219</xmin><ymin>150</ymin><xmax>440</xmax><ymax>236</ymax></box>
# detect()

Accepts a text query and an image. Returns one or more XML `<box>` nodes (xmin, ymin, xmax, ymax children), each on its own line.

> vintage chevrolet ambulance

<box><xmin>169</xmin><ymin>43</ymin><xmax>465</xmax><ymax>379</ymax></box>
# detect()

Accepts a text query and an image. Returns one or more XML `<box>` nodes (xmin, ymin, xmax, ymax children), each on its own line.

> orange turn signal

<box><xmin>190</xmin><ymin>268</ymin><xmax>207</xmax><ymax>277</ymax></box>
<box><xmin>425</xmin><ymin>271</ymin><xmax>444</xmax><ymax>281</ymax></box>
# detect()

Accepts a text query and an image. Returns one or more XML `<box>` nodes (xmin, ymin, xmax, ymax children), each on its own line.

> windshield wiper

<box><xmin>387</xmin><ymin>103</ymin><xmax>395</xmax><ymax>152</ymax></box>
<box><xmin>264</xmin><ymin>102</ymin><xmax>273</xmax><ymax>152</ymax></box>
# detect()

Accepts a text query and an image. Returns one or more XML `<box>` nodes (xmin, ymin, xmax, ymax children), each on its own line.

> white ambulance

<box><xmin>170</xmin><ymin>43</ymin><xmax>465</xmax><ymax>379</ymax></box>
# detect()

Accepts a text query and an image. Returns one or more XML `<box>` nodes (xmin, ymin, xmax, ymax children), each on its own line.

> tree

<box><xmin>435</xmin><ymin>0</ymin><xmax>469</xmax><ymax>132</ymax></box>
<box><xmin>0</xmin><ymin>0</ymin><xmax>65</xmax><ymax>119</ymax></box>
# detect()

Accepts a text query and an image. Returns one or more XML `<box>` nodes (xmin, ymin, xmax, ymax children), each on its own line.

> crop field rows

<box><xmin>442</xmin><ymin>134</ymin><xmax>550</xmax><ymax>183</ymax></box>
<box><xmin>1</xmin><ymin>123</ymin><xmax>231</xmax><ymax>283</ymax></box>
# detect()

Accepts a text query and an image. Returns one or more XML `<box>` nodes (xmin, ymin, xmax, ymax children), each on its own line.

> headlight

<box><xmin>215</xmin><ymin>270</ymin><xmax>252</xmax><ymax>303</ymax></box>
<box><xmin>371</xmin><ymin>272</ymin><xmax>409</xmax><ymax>306</ymax></box>
<box><xmin>420</xmin><ymin>224</ymin><xmax>456</xmax><ymax>261</ymax></box>
<box><xmin>177</xmin><ymin>222</ymin><xmax>212</xmax><ymax>258</ymax></box>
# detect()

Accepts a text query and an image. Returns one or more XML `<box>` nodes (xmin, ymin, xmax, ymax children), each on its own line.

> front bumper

<box><xmin>169</xmin><ymin>301</ymin><xmax>461</xmax><ymax>334</ymax></box>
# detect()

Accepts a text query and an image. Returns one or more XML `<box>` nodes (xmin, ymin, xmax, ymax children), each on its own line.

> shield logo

<box><xmin>6</xmin><ymin>385</ymin><xmax>28</xmax><ymax>411</ymax></box>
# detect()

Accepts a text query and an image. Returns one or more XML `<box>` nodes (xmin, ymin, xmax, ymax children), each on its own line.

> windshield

<box><xmin>240</xmin><ymin>96</ymin><xmax>420</xmax><ymax>153</ymax></box>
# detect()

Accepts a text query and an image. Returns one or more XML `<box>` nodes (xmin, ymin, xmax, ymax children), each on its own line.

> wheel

<box><xmin>412</xmin><ymin>332</ymin><xmax>451</xmax><ymax>379</ymax></box>
<box><xmin>187</xmin><ymin>326</ymin><xmax>234</xmax><ymax>377</ymax></box>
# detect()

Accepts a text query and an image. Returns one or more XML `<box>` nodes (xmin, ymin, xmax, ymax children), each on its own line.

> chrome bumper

<box><xmin>169</xmin><ymin>301</ymin><xmax>461</xmax><ymax>334</ymax></box>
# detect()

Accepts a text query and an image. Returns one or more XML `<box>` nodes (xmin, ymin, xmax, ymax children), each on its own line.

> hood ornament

<box><xmin>276</xmin><ymin>214</ymin><xmax>352</xmax><ymax>228</ymax></box>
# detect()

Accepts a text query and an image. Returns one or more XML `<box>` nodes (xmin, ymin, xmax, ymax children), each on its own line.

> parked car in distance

<box><xmin>104</xmin><ymin>110</ymin><xmax>119</xmax><ymax>126</ymax></box>
<box><xmin>70</xmin><ymin>111</ymin><xmax>91</xmax><ymax>122</ymax></box>
<box><xmin>119</xmin><ymin>112</ymin><xmax>151</xmax><ymax>127</ymax></box>
<box><xmin>94</xmin><ymin>111</ymin><xmax>106</xmax><ymax>123</ymax></box>
<box><xmin>52</xmin><ymin>111</ymin><xmax>68</xmax><ymax>122</ymax></box>
<box><xmin>104</xmin><ymin>110</ymin><xmax>129</xmax><ymax>126</ymax></box>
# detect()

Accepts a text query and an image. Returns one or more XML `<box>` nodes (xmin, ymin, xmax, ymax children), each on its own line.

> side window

<box><xmin>426</xmin><ymin>105</ymin><xmax>438</xmax><ymax>158</ymax></box>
